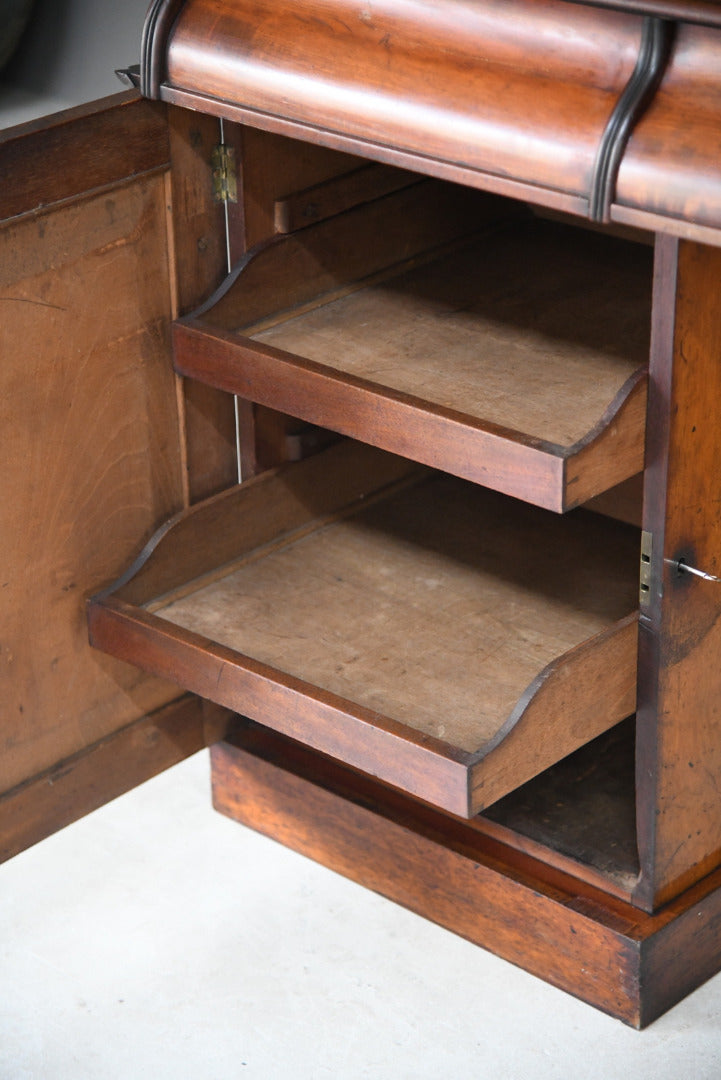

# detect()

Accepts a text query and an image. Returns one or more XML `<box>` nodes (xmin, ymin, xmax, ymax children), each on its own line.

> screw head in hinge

<box><xmin>211</xmin><ymin>144</ymin><xmax>238</xmax><ymax>204</ymax></box>
<box><xmin>640</xmin><ymin>529</ymin><xmax>653</xmax><ymax>607</ymax></box>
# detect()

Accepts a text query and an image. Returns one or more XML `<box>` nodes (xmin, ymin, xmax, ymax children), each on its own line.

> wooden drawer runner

<box><xmin>174</xmin><ymin>184</ymin><xmax>652</xmax><ymax>512</ymax></box>
<box><xmin>88</xmin><ymin>440</ymin><xmax>640</xmax><ymax>817</ymax></box>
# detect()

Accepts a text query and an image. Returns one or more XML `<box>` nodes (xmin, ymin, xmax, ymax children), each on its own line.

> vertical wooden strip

<box><xmin>238</xmin><ymin>128</ymin><xmax>366</xmax><ymax>469</ymax></box>
<box><xmin>167</xmin><ymin>105</ymin><xmax>238</xmax><ymax>499</ymax></box>
<box><xmin>635</xmin><ymin>237</ymin><xmax>721</xmax><ymax>910</ymax></box>
<box><xmin>220</xmin><ymin>121</ymin><xmax>257</xmax><ymax>478</ymax></box>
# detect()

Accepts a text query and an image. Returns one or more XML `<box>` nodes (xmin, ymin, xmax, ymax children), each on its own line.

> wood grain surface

<box><xmin>0</xmin><ymin>98</ymin><xmax>188</xmax><ymax>811</ymax></box>
<box><xmin>88</xmin><ymin>440</ymin><xmax>640</xmax><ymax>816</ymax></box>
<box><xmin>0</xmin><ymin>696</ymin><xmax>211</xmax><ymax>864</ymax></box>
<box><xmin>177</xmin><ymin>206</ymin><xmax>651</xmax><ymax>510</ymax></box>
<box><xmin>166</xmin><ymin>105</ymin><xmax>239</xmax><ymax>498</ymax></box>
<box><xmin>161</xmin><ymin>0</ymin><xmax>642</xmax><ymax>208</ymax></box>
<box><xmin>212</xmin><ymin>720</ymin><xmax>721</xmax><ymax>1027</ymax></box>
<box><xmin>617</xmin><ymin>25</ymin><xmax>721</xmax><ymax>234</ymax></box>
<box><xmin>635</xmin><ymin>236</ymin><xmax>721</xmax><ymax>910</ymax></box>
<box><xmin>0</xmin><ymin>93</ymin><xmax>168</xmax><ymax>221</ymax></box>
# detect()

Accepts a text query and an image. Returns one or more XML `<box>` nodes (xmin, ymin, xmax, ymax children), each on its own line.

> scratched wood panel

<box><xmin>0</xmin><ymin>171</ymin><xmax>185</xmax><ymax>794</ymax></box>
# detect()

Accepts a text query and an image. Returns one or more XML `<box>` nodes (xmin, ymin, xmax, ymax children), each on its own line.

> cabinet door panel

<box><xmin>0</xmin><ymin>93</ymin><xmax>208</xmax><ymax>860</ymax></box>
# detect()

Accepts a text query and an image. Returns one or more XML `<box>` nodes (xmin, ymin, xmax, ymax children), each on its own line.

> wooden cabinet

<box><xmin>5</xmin><ymin>0</ymin><xmax>721</xmax><ymax>1028</ymax></box>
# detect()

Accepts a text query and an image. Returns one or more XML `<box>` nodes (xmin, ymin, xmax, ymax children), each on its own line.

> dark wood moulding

<box><xmin>88</xmin><ymin>440</ymin><xmax>641</xmax><ymax>818</ymax></box>
<box><xmin>615</xmin><ymin>25</ymin><xmax>721</xmax><ymax>237</ymax></box>
<box><xmin>174</xmin><ymin>182</ymin><xmax>652</xmax><ymax>513</ymax></box>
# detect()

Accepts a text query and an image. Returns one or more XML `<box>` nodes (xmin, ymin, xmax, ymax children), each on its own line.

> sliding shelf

<box><xmin>88</xmin><ymin>440</ymin><xmax>640</xmax><ymax>817</ymax></box>
<box><xmin>174</xmin><ymin>184</ymin><xmax>652</xmax><ymax>512</ymax></box>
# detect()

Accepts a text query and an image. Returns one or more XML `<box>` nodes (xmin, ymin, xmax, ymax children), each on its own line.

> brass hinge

<box><xmin>211</xmin><ymin>144</ymin><xmax>238</xmax><ymax>204</ymax></box>
<box><xmin>640</xmin><ymin>529</ymin><xmax>653</xmax><ymax>607</ymax></box>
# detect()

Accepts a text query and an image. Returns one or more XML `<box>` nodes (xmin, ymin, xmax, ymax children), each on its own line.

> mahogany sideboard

<box><xmin>4</xmin><ymin>0</ymin><xmax>721</xmax><ymax>1027</ymax></box>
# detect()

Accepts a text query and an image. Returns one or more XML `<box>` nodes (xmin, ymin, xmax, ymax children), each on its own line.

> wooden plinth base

<box><xmin>211</xmin><ymin>720</ymin><xmax>721</xmax><ymax>1028</ymax></box>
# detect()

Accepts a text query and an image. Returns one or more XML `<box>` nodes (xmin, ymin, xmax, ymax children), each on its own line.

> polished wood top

<box><xmin>141</xmin><ymin>0</ymin><xmax>721</xmax><ymax>239</ymax></box>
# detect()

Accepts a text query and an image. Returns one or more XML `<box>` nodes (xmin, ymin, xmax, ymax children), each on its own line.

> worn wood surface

<box><xmin>211</xmin><ymin>720</ymin><xmax>721</xmax><ymax>1027</ymax></box>
<box><xmin>113</xmin><ymin>440</ymin><xmax>416</xmax><ymax>605</ymax></box>
<box><xmin>88</xmin><ymin>440</ymin><xmax>639</xmax><ymax>816</ymax></box>
<box><xmin>273</xmin><ymin>163</ymin><xmax>420</xmax><ymax>233</ymax></box>
<box><xmin>635</xmin><ymin>236</ymin><xmax>721</xmax><ymax>910</ymax></box>
<box><xmin>484</xmin><ymin>717</ymin><xmax>639</xmax><ymax>894</ymax></box>
<box><xmin>0</xmin><ymin>696</ymin><xmax>214</xmax><ymax>864</ymax></box>
<box><xmin>162</xmin><ymin>0</ymin><xmax>642</xmax><ymax>211</ymax></box>
<box><xmin>0</xmin><ymin>96</ymin><xmax>200</xmax><ymax>833</ymax></box>
<box><xmin>0</xmin><ymin>171</ymin><xmax>186</xmax><ymax>796</ymax></box>
<box><xmin>0</xmin><ymin>92</ymin><xmax>168</xmax><ymax>221</ymax></box>
<box><xmin>177</xmin><ymin>211</ymin><xmax>650</xmax><ymax>510</ymax></box>
<box><xmin>235</xmin><ymin>127</ymin><xmax>369</xmax><ymax>470</ymax></box>
<box><xmin>241</xmin><ymin>220</ymin><xmax>647</xmax><ymax>449</ymax></box>
<box><xmin>240</xmin><ymin>127</ymin><xmax>362</xmax><ymax>249</ymax></box>
<box><xmin>198</xmin><ymin>181</ymin><xmax>502</xmax><ymax>330</ymax></box>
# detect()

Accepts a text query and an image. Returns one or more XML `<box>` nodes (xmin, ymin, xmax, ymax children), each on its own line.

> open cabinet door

<box><xmin>0</xmin><ymin>92</ymin><xmax>230</xmax><ymax>862</ymax></box>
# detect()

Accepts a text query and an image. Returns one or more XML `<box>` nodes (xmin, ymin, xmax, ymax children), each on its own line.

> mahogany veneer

<box><xmin>147</xmin><ymin>0</ymin><xmax>721</xmax><ymax>239</ymax></box>
<box><xmin>158</xmin><ymin>0</ymin><xmax>643</xmax><ymax>215</ymax></box>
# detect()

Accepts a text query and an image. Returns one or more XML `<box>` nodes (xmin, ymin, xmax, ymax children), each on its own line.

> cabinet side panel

<box><xmin>0</xmin><ymin>126</ymin><xmax>187</xmax><ymax>796</ymax></box>
<box><xmin>636</xmin><ymin>237</ymin><xmax>721</xmax><ymax>908</ymax></box>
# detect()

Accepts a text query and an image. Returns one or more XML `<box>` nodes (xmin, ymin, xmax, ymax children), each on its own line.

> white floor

<box><xmin>3</xmin><ymin>3</ymin><xmax>721</xmax><ymax>1076</ymax></box>
<box><xmin>2</xmin><ymin>751</ymin><xmax>721</xmax><ymax>1080</ymax></box>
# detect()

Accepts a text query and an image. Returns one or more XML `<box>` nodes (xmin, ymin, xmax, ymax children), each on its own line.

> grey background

<box><xmin>0</xmin><ymin>0</ymin><xmax>149</xmax><ymax>127</ymax></box>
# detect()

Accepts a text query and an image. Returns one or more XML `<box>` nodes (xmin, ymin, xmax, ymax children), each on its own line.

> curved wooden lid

<box><xmin>143</xmin><ymin>0</ymin><xmax>721</xmax><ymax>238</ymax></box>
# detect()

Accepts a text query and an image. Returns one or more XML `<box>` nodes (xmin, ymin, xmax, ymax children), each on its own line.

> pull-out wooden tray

<box><xmin>88</xmin><ymin>441</ymin><xmax>640</xmax><ymax>817</ymax></box>
<box><xmin>174</xmin><ymin>185</ymin><xmax>652</xmax><ymax>512</ymax></box>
